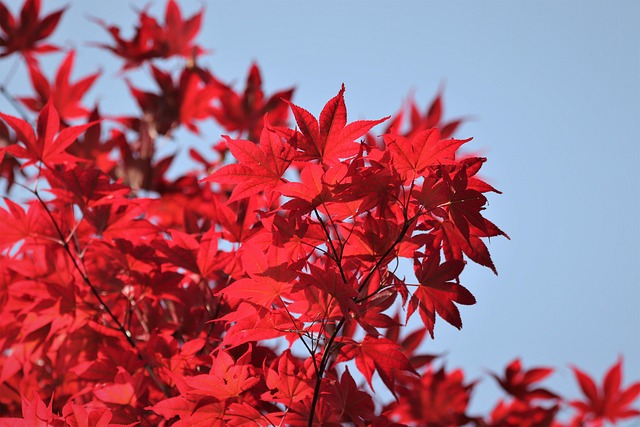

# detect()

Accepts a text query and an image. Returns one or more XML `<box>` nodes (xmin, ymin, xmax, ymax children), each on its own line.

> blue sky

<box><xmin>1</xmin><ymin>0</ymin><xmax>639</xmax><ymax>417</ymax></box>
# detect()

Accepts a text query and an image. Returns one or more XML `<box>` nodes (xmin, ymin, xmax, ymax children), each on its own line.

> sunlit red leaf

<box><xmin>20</xmin><ymin>51</ymin><xmax>100</xmax><ymax>120</ymax></box>
<box><xmin>0</xmin><ymin>100</ymin><xmax>97</xmax><ymax>166</ymax></box>
<box><xmin>339</xmin><ymin>336</ymin><xmax>417</xmax><ymax>398</ymax></box>
<box><xmin>203</xmin><ymin>125</ymin><xmax>293</xmax><ymax>202</ymax></box>
<box><xmin>287</xmin><ymin>84</ymin><xmax>388</xmax><ymax>164</ymax></box>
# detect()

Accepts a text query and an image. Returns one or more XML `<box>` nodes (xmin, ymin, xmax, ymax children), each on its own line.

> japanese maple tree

<box><xmin>0</xmin><ymin>1</ymin><xmax>638</xmax><ymax>426</ymax></box>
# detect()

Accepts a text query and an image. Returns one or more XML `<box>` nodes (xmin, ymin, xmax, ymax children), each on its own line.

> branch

<box><xmin>32</xmin><ymin>189</ymin><xmax>172</xmax><ymax>398</ymax></box>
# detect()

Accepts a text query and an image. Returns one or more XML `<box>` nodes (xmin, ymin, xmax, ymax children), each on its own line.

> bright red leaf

<box><xmin>203</xmin><ymin>125</ymin><xmax>293</xmax><ymax>202</ymax></box>
<box><xmin>571</xmin><ymin>358</ymin><xmax>640</xmax><ymax>424</ymax></box>
<box><xmin>95</xmin><ymin>0</ymin><xmax>204</xmax><ymax>68</ymax></box>
<box><xmin>408</xmin><ymin>251</ymin><xmax>475</xmax><ymax>337</ymax></box>
<box><xmin>20</xmin><ymin>51</ymin><xmax>99</xmax><ymax>120</ymax></box>
<box><xmin>0</xmin><ymin>101</ymin><xmax>97</xmax><ymax>166</ymax></box>
<box><xmin>0</xmin><ymin>0</ymin><xmax>64</xmax><ymax>58</ymax></box>
<box><xmin>339</xmin><ymin>336</ymin><xmax>417</xmax><ymax>398</ymax></box>
<box><xmin>287</xmin><ymin>84</ymin><xmax>388</xmax><ymax>164</ymax></box>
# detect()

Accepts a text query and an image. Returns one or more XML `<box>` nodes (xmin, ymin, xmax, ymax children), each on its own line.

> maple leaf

<box><xmin>0</xmin><ymin>100</ymin><xmax>97</xmax><ymax>167</ymax></box>
<box><xmin>203</xmin><ymin>125</ymin><xmax>293</xmax><ymax>202</ymax></box>
<box><xmin>211</xmin><ymin>62</ymin><xmax>294</xmax><ymax>141</ymax></box>
<box><xmin>491</xmin><ymin>359</ymin><xmax>559</xmax><ymax>402</ymax></box>
<box><xmin>94</xmin><ymin>0</ymin><xmax>204</xmax><ymax>68</ymax></box>
<box><xmin>339</xmin><ymin>335</ymin><xmax>417</xmax><ymax>398</ymax></box>
<box><xmin>441</xmin><ymin>166</ymin><xmax>489</xmax><ymax>240</ymax></box>
<box><xmin>279</xmin><ymin>163</ymin><xmax>333</xmax><ymax>213</ymax></box>
<box><xmin>93</xmin><ymin>367</ymin><xmax>137</xmax><ymax>406</ymax></box>
<box><xmin>0</xmin><ymin>0</ymin><xmax>64</xmax><ymax>58</ymax></box>
<box><xmin>183</xmin><ymin>348</ymin><xmax>260</xmax><ymax>400</ymax></box>
<box><xmin>0</xmin><ymin>393</ymin><xmax>63</xmax><ymax>427</ymax></box>
<box><xmin>219</xmin><ymin>245</ymin><xmax>297</xmax><ymax>307</ymax></box>
<box><xmin>342</xmin><ymin>213</ymin><xmax>417</xmax><ymax>263</ymax></box>
<box><xmin>570</xmin><ymin>358</ymin><xmax>640</xmax><ymax>424</ymax></box>
<box><xmin>65</xmin><ymin>107</ymin><xmax>117</xmax><ymax>172</ymax></box>
<box><xmin>263</xmin><ymin>213</ymin><xmax>326</xmax><ymax>260</ymax></box>
<box><xmin>225</xmin><ymin>402</ymin><xmax>282</xmax><ymax>427</ymax></box>
<box><xmin>218</xmin><ymin>303</ymin><xmax>299</xmax><ymax>348</ymax></box>
<box><xmin>159</xmin><ymin>0</ymin><xmax>205</xmax><ymax>60</ymax></box>
<box><xmin>384</xmin><ymin>128</ymin><xmax>469</xmax><ymax>181</ymax></box>
<box><xmin>124</xmin><ymin>66</ymin><xmax>220</xmax><ymax>135</ymax></box>
<box><xmin>287</xmin><ymin>84</ymin><xmax>388</xmax><ymax>163</ymax></box>
<box><xmin>386</xmin><ymin>90</ymin><xmax>464</xmax><ymax>140</ymax></box>
<box><xmin>212</xmin><ymin>195</ymin><xmax>262</xmax><ymax>243</ymax></box>
<box><xmin>20</xmin><ymin>51</ymin><xmax>100</xmax><ymax>121</ymax></box>
<box><xmin>408</xmin><ymin>252</ymin><xmax>475</xmax><ymax>337</ymax></box>
<box><xmin>43</xmin><ymin>164</ymin><xmax>130</xmax><ymax>212</ymax></box>
<box><xmin>0</xmin><ymin>199</ymin><xmax>42</xmax><ymax>251</ymax></box>
<box><xmin>425</xmin><ymin>218</ymin><xmax>498</xmax><ymax>274</ymax></box>
<box><xmin>407</xmin><ymin>90</ymin><xmax>465</xmax><ymax>139</ymax></box>
<box><xmin>149</xmin><ymin>396</ymin><xmax>197</xmax><ymax>423</ymax></box>
<box><xmin>197</xmin><ymin>226</ymin><xmax>224</xmax><ymax>278</ymax></box>
<box><xmin>327</xmin><ymin>367</ymin><xmax>376</xmax><ymax>426</ymax></box>
<box><xmin>261</xmin><ymin>350</ymin><xmax>314</xmax><ymax>405</ymax></box>
<box><xmin>388</xmin><ymin>366</ymin><xmax>475</xmax><ymax>426</ymax></box>
<box><xmin>84</xmin><ymin>198</ymin><xmax>157</xmax><ymax>242</ymax></box>
<box><xmin>384</xmin><ymin>313</ymin><xmax>436</xmax><ymax>370</ymax></box>
<box><xmin>0</xmin><ymin>119</ymin><xmax>25</xmax><ymax>190</ymax></box>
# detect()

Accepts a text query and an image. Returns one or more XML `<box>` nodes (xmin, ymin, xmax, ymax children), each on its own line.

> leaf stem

<box><xmin>307</xmin><ymin>210</ymin><xmax>416</xmax><ymax>426</ymax></box>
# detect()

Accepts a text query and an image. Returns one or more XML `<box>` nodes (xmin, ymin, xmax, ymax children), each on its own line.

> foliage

<box><xmin>0</xmin><ymin>1</ymin><xmax>638</xmax><ymax>426</ymax></box>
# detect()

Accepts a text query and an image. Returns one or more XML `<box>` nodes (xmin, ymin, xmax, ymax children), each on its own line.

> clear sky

<box><xmin>1</xmin><ymin>0</ymin><xmax>639</xmax><ymax>417</ymax></box>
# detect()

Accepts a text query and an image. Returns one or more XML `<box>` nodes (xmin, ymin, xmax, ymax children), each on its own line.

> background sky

<box><xmin>1</xmin><ymin>0</ymin><xmax>639</xmax><ymax>419</ymax></box>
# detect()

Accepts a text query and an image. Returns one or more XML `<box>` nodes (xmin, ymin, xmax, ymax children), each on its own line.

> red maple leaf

<box><xmin>183</xmin><ymin>348</ymin><xmax>260</xmax><ymax>401</ymax></box>
<box><xmin>342</xmin><ymin>213</ymin><xmax>418</xmax><ymax>263</ymax></box>
<box><xmin>124</xmin><ymin>65</ymin><xmax>220</xmax><ymax>135</ymax></box>
<box><xmin>338</xmin><ymin>335</ymin><xmax>416</xmax><ymax>398</ymax></box>
<box><xmin>487</xmin><ymin>399</ymin><xmax>559</xmax><ymax>427</ymax></box>
<box><xmin>491</xmin><ymin>359</ymin><xmax>559</xmax><ymax>402</ymax></box>
<box><xmin>406</xmin><ymin>90</ymin><xmax>465</xmax><ymax>139</ymax></box>
<box><xmin>261</xmin><ymin>350</ymin><xmax>314</xmax><ymax>406</ymax></box>
<box><xmin>212</xmin><ymin>62</ymin><xmax>294</xmax><ymax>141</ymax></box>
<box><xmin>327</xmin><ymin>367</ymin><xmax>376</xmax><ymax>425</ymax></box>
<box><xmin>43</xmin><ymin>164</ymin><xmax>130</xmax><ymax>212</ymax></box>
<box><xmin>158</xmin><ymin>0</ymin><xmax>205</xmax><ymax>60</ymax></box>
<box><xmin>0</xmin><ymin>100</ymin><xmax>97</xmax><ymax>167</ymax></box>
<box><xmin>218</xmin><ymin>303</ymin><xmax>299</xmax><ymax>348</ymax></box>
<box><xmin>219</xmin><ymin>245</ymin><xmax>297</xmax><ymax>308</ymax></box>
<box><xmin>384</xmin><ymin>128</ymin><xmax>469</xmax><ymax>181</ymax></box>
<box><xmin>424</xmin><ymin>218</ymin><xmax>498</xmax><ymax>274</ymax></box>
<box><xmin>279</xmin><ymin>163</ymin><xmax>332</xmax><ymax>213</ymax></box>
<box><xmin>0</xmin><ymin>393</ymin><xmax>63</xmax><ymax>426</ymax></box>
<box><xmin>20</xmin><ymin>50</ymin><xmax>100</xmax><ymax>121</ymax></box>
<box><xmin>570</xmin><ymin>358</ymin><xmax>640</xmax><ymax>425</ymax></box>
<box><xmin>386</xmin><ymin>90</ymin><xmax>465</xmax><ymax>140</ymax></box>
<box><xmin>94</xmin><ymin>0</ymin><xmax>204</xmax><ymax>68</ymax></box>
<box><xmin>203</xmin><ymin>125</ymin><xmax>293</xmax><ymax>202</ymax></box>
<box><xmin>441</xmin><ymin>166</ymin><xmax>489</xmax><ymax>240</ymax></box>
<box><xmin>0</xmin><ymin>0</ymin><xmax>64</xmax><ymax>58</ymax></box>
<box><xmin>387</xmin><ymin>366</ymin><xmax>475</xmax><ymax>426</ymax></box>
<box><xmin>286</xmin><ymin>84</ymin><xmax>388</xmax><ymax>164</ymax></box>
<box><xmin>408</xmin><ymin>251</ymin><xmax>475</xmax><ymax>337</ymax></box>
